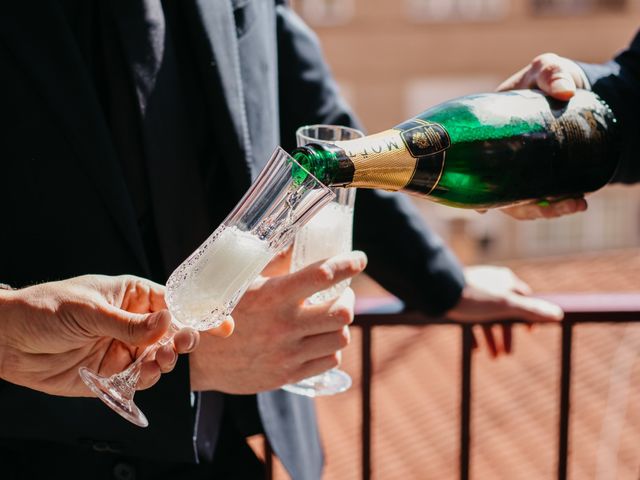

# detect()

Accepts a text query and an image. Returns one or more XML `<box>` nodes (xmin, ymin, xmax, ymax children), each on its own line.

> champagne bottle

<box><xmin>291</xmin><ymin>89</ymin><xmax>618</xmax><ymax>209</ymax></box>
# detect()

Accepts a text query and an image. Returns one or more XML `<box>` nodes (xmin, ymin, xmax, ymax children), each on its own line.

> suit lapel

<box><xmin>0</xmin><ymin>3</ymin><xmax>149</xmax><ymax>273</ymax></box>
<box><xmin>192</xmin><ymin>0</ymin><xmax>255</xmax><ymax>192</ymax></box>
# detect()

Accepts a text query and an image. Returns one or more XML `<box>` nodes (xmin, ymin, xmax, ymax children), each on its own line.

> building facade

<box><xmin>293</xmin><ymin>0</ymin><xmax>640</xmax><ymax>262</ymax></box>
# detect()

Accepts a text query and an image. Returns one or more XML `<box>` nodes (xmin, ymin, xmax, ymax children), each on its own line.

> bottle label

<box><xmin>396</xmin><ymin>119</ymin><xmax>449</xmax><ymax>195</ymax></box>
<box><xmin>397</xmin><ymin>119</ymin><xmax>451</xmax><ymax>158</ymax></box>
<box><xmin>334</xmin><ymin>120</ymin><xmax>450</xmax><ymax>193</ymax></box>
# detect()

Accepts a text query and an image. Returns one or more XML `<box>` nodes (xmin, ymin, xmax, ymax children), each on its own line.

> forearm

<box><xmin>578</xmin><ymin>31</ymin><xmax>640</xmax><ymax>184</ymax></box>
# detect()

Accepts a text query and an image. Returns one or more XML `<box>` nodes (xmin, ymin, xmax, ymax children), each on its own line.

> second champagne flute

<box><xmin>282</xmin><ymin>124</ymin><xmax>364</xmax><ymax>398</ymax></box>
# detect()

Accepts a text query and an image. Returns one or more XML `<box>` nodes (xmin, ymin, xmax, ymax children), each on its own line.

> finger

<box><xmin>173</xmin><ymin>328</ymin><xmax>200</xmax><ymax>353</ymax></box>
<box><xmin>202</xmin><ymin>316</ymin><xmax>235</xmax><ymax>338</ymax></box>
<box><xmin>506</xmin><ymin>295</ymin><xmax>564</xmax><ymax>323</ymax></box>
<box><xmin>501</xmin><ymin>197</ymin><xmax>587</xmax><ymax>220</ymax></box>
<box><xmin>292</xmin><ymin>353</ymin><xmax>342</xmax><ymax>383</ymax></box>
<box><xmin>136</xmin><ymin>361</ymin><xmax>162</xmax><ymax>391</ymax></box>
<box><xmin>535</xmin><ymin>60</ymin><xmax>577</xmax><ymax>100</ymax></box>
<box><xmin>511</xmin><ymin>275</ymin><xmax>533</xmax><ymax>296</ymax></box>
<box><xmin>549</xmin><ymin>197</ymin><xmax>588</xmax><ymax>216</ymax></box>
<box><xmin>500</xmin><ymin>204</ymin><xmax>545</xmax><ymax>220</ymax></box>
<box><xmin>300</xmin><ymin>287</ymin><xmax>356</xmax><ymax>336</ymax></box>
<box><xmin>297</xmin><ymin>326</ymin><xmax>351</xmax><ymax>363</ymax></box>
<box><xmin>119</xmin><ymin>277</ymin><xmax>167</xmax><ymax>313</ymax></box>
<box><xmin>148</xmin><ymin>284</ymin><xmax>168</xmax><ymax>312</ymax></box>
<box><xmin>281</xmin><ymin>251</ymin><xmax>367</xmax><ymax>300</ymax></box>
<box><xmin>262</xmin><ymin>245</ymin><xmax>293</xmax><ymax>277</ymax></box>
<box><xmin>482</xmin><ymin>325</ymin><xmax>499</xmax><ymax>358</ymax></box>
<box><xmin>497</xmin><ymin>65</ymin><xmax>535</xmax><ymax>92</ymax></box>
<box><xmin>503</xmin><ymin>324</ymin><xmax>513</xmax><ymax>355</ymax></box>
<box><xmin>155</xmin><ymin>344</ymin><xmax>178</xmax><ymax>373</ymax></box>
<box><xmin>96</xmin><ymin>307</ymin><xmax>172</xmax><ymax>346</ymax></box>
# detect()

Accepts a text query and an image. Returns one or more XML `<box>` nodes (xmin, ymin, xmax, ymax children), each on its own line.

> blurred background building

<box><xmin>293</xmin><ymin>0</ymin><xmax>640</xmax><ymax>264</ymax></box>
<box><xmin>273</xmin><ymin>2</ymin><xmax>640</xmax><ymax>479</ymax></box>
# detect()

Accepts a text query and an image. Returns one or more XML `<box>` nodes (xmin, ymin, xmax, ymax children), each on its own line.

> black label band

<box><xmin>397</xmin><ymin>120</ymin><xmax>451</xmax><ymax>158</ymax></box>
<box><xmin>393</xmin><ymin>119</ymin><xmax>449</xmax><ymax>195</ymax></box>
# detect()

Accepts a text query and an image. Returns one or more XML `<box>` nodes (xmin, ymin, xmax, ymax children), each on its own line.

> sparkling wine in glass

<box><xmin>79</xmin><ymin>147</ymin><xmax>335</xmax><ymax>427</ymax></box>
<box><xmin>282</xmin><ymin>124</ymin><xmax>364</xmax><ymax>398</ymax></box>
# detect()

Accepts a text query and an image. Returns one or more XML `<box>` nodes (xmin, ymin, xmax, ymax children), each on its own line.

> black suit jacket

<box><xmin>0</xmin><ymin>1</ymin><xmax>464</xmax><ymax>479</ymax></box>
<box><xmin>580</xmin><ymin>29</ymin><xmax>640</xmax><ymax>184</ymax></box>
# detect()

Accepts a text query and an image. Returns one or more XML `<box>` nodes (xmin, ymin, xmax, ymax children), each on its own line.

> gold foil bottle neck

<box><xmin>334</xmin><ymin>129</ymin><xmax>417</xmax><ymax>190</ymax></box>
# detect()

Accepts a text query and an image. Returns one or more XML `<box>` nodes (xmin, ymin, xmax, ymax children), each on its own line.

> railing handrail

<box><xmin>354</xmin><ymin>292</ymin><xmax>640</xmax><ymax>327</ymax></box>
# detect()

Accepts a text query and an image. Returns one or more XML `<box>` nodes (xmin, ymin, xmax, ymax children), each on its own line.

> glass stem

<box><xmin>109</xmin><ymin>323</ymin><xmax>180</xmax><ymax>396</ymax></box>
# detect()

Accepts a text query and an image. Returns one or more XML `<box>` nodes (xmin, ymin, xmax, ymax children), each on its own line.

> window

<box><xmin>516</xmin><ymin>186</ymin><xmax>640</xmax><ymax>257</ymax></box>
<box><xmin>406</xmin><ymin>0</ymin><xmax>508</xmax><ymax>22</ymax></box>
<box><xmin>531</xmin><ymin>0</ymin><xmax>625</xmax><ymax>14</ymax></box>
<box><xmin>296</xmin><ymin>0</ymin><xmax>355</xmax><ymax>27</ymax></box>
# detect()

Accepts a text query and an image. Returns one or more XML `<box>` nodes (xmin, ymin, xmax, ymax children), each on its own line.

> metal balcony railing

<box><xmin>265</xmin><ymin>292</ymin><xmax>640</xmax><ymax>480</ymax></box>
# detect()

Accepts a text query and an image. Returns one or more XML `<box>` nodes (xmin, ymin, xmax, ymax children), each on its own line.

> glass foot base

<box><xmin>281</xmin><ymin>369</ymin><xmax>352</xmax><ymax>397</ymax></box>
<box><xmin>79</xmin><ymin>367</ymin><xmax>149</xmax><ymax>428</ymax></box>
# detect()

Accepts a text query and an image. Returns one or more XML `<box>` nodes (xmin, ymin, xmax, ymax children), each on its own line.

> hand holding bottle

<box><xmin>498</xmin><ymin>53</ymin><xmax>587</xmax><ymax>101</ymax></box>
<box><xmin>497</xmin><ymin>53</ymin><xmax>592</xmax><ymax>220</ymax></box>
<box><xmin>293</xmin><ymin>88</ymin><xmax>617</xmax><ymax>211</ymax></box>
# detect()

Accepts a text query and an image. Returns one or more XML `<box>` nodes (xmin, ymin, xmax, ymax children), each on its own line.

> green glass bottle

<box><xmin>292</xmin><ymin>89</ymin><xmax>619</xmax><ymax>209</ymax></box>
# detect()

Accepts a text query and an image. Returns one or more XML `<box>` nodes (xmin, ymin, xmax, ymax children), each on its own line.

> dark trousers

<box><xmin>0</xmin><ymin>415</ymin><xmax>265</xmax><ymax>480</ymax></box>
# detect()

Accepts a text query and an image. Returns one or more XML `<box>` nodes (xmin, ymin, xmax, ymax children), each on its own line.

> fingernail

<box><xmin>552</xmin><ymin>78</ymin><xmax>574</xmax><ymax>94</ymax></box>
<box><xmin>555</xmin><ymin>202</ymin><xmax>574</xmax><ymax>215</ymax></box>
<box><xmin>543</xmin><ymin>303</ymin><xmax>564</xmax><ymax>320</ymax></box>
<box><xmin>169</xmin><ymin>349</ymin><xmax>178</xmax><ymax>367</ymax></box>
<box><xmin>352</xmin><ymin>251</ymin><xmax>367</xmax><ymax>269</ymax></box>
<box><xmin>187</xmin><ymin>331</ymin><xmax>198</xmax><ymax>351</ymax></box>
<box><xmin>146</xmin><ymin>312</ymin><xmax>160</xmax><ymax>331</ymax></box>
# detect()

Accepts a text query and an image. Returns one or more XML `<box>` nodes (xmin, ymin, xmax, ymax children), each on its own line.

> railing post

<box><xmin>460</xmin><ymin>325</ymin><xmax>473</xmax><ymax>480</ymax></box>
<box><xmin>558</xmin><ymin>322</ymin><xmax>573</xmax><ymax>480</ymax></box>
<box><xmin>264</xmin><ymin>436</ymin><xmax>273</xmax><ymax>480</ymax></box>
<box><xmin>362</xmin><ymin>324</ymin><xmax>373</xmax><ymax>480</ymax></box>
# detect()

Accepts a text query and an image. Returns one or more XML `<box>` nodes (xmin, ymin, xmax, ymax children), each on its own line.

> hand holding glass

<box><xmin>282</xmin><ymin>124</ymin><xmax>364</xmax><ymax>398</ymax></box>
<box><xmin>79</xmin><ymin>147</ymin><xmax>335</xmax><ymax>427</ymax></box>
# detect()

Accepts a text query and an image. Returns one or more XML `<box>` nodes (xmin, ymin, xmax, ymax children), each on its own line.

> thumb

<box><xmin>94</xmin><ymin>307</ymin><xmax>172</xmax><ymax>346</ymax></box>
<box><xmin>547</xmin><ymin>75</ymin><xmax>577</xmax><ymax>101</ymax></box>
<box><xmin>535</xmin><ymin>63</ymin><xmax>577</xmax><ymax>101</ymax></box>
<box><xmin>282</xmin><ymin>251</ymin><xmax>367</xmax><ymax>300</ymax></box>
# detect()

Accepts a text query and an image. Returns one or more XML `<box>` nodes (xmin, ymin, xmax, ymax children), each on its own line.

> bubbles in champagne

<box><xmin>291</xmin><ymin>201</ymin><xmax>354</xmax><ymax>304</ymax></box>
<box><xmin>166</xmin><ymin>226</ymin><xmax>273</xmax><ymax>330</ymax></box>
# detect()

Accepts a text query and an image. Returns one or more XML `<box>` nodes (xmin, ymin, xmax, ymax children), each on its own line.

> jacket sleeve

<box><xmin>275</xmin><ymin>3</ymin><xmax>465</xmax><ymax>315</ymax></box>
<box><xmin>578</xmin><ymin>30</ymin><xmax>640</xmax><ymax>184</ymax></box>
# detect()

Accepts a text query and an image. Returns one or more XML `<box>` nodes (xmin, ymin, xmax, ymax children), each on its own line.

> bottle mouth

<box><xmin>295</xmin><ymin>143</ymin><xmax>356</xmax><ymax>188</ymax></box>
<box><xmin>288</xmin><ymin>144</ymin><xmax>333</xmax><ymax>189</ymax></box>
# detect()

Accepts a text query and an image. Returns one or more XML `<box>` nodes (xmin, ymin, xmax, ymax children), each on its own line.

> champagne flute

<box><xmin>282</xmin><ymin>124</ymin><xmax>364</xmax><ymax>398</ymax></box>
<box><xmin>79</xmin><ymin>147</ymin><xmax>335</xmax><ymax>427</ymax></box>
